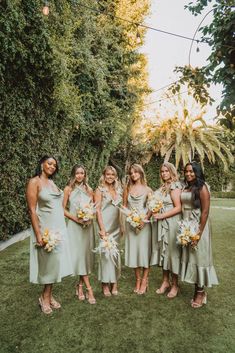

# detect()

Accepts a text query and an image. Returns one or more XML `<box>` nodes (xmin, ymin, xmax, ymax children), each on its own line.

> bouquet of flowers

<box><xmin>76</xmin><ymin>202</ymin><xmax>96</xmax><ymax>227</ymax></box>
<box><xmin>147</xmin><ymin>193</ymin><xmax>163</xmax><ymax>213</ymax></box>
<box><xmin>176</xmin><ymin>219</ymin><xmax>200</xmax><ymax>249</ymax></box>
<box><xmin>40</xmin><ymin>229</ymin><xmax>62</xmax><ymax>252</ymax></box>
<box><xmin>93</xmin><ymin>234</ymin><xmax>120</xmax><ymax>267</ymax></box>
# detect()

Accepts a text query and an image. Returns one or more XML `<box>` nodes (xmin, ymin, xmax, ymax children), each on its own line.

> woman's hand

<box><xmin>191</xmin><ymin>233</ymin><xmax>201</xmax><ymax>249</ymax></box>
<box><xmin>99</xmin><ymin>230</ymin><xmax>106</xmax><ymax>239</ymax></box>
<box><xmin>36</xmin><ymin>236</ymin><xmax>44</xmax><ymax>247</ymax></box>
<box><xmin>137</xmin><ymin>220</ymin><xmax>145</xmax><ymax>230</ymax></box>
<box><xmin>153</xmin><ymin>213</ymin><xmax>164</xmax><ymax>220</ymax></box>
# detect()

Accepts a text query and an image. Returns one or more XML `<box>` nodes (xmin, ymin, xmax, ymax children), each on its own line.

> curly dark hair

<box><xmin>184</xmin><ymin>162</ymin><xmax>205</xmax><ymax>209</ymax></box>
<box><xmin>34</xmin><ymin>155</ymin><xmax>59</xmax><ymax>179</ymax></box>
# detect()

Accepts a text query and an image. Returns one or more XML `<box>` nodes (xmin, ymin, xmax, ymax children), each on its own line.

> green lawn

<box><xmin>1</xmin><ymin>200</ymin><xmax>235</xmax><ymax>353</ymax></box>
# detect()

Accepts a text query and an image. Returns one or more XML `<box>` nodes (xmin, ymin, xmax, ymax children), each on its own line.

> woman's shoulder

<box><xmin>170</xmin><ymin>181</ymin><xmax>183</xmax><ymax>190</ymax></box>
<box><xmin>27</xmin><ymin>176</ymin><xmax>40</xmax><ymax>187</ymax></box>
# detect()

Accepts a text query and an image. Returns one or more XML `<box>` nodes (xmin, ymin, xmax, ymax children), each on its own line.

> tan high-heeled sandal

<box><xmin>156</xmin><ymin>282</ymin><xmax>170</xmax><ymax>295</ymax></box>
<box><xmin>191</xmin><ymin>290</ymin><xmax>207</xmax><ymax>308</ymax></box>
<box><xmin>138</xmin><ymin>278</ymin><xmax>148</xmax><ymax>295</ymax></box>
<box><xmin>86</xmin><ymin>287</ymin><xmax>96</xmax><ymax>304</ymax></box>
<box><xmin>39</xmin><ymin>296</ymin><xmax>52</xmax><ymax>314</ymax></box>
<box><xmin>76</xmin><ymin>284</ymin><xmax>85</xmax><ymax>301</ymax></box>
<box><xmin>50</xmin><ymin>296</ymin><xmax>61</xmax><ymax>309</ymax></box>
<box><xmin>133</xmin><ymin>278</ymin><xmax>141</xmax><ymax>293</ymax></box>
<box><xmin>167</xmin><ymin>286</ymin><xmax>180</xmax><ymax>299</ymax></box>
<box><xmin>102</xmin><ymin>284</ymin><xmax>112</xmax><ymax>297</ymax></box>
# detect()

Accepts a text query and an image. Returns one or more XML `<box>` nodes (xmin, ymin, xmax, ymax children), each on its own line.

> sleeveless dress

<box><xmin>150</xmin><ymin>182</ymin><xmax>182</xmax><ymax>275</ymax></box>
<box><xmin>125</xmin><ymin>191</ymin><xmax>152</xmax><ymax>268</ymax></box>
<box><xmin>180</xmin><ymin>191</ymin><xmax>219</xmax><ymax>287</ymax></box>
<box><xmin>30</xmin><ymin>186</ymin><xmax>73</xmax><ymax>284</ymax></box>
<box><xmin>97</xmin><ymin>187</ymin><xmax>122</xmax><ymax>283</ymax></box>
<box><xmin>66</xmin><ymin>186</ymin><xmax>95</xmax><ymax>276</ymax></box>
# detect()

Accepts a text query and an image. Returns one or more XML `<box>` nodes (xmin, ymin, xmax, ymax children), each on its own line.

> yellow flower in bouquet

<box><xmin>177</xmin><ymin>219</ymin><xmax>200</xmax><ymax>250</ymax></box>
<box><xmin>147</xmin><ymin>193</ymin><xmax>163</xmax><ymax>213</ymax></box>
<box><xmin>40</xmin><ymin>229</ymin><xmax>61</xmax><ymax>252</ymax></box>
<box><xmin>76</xmin><ymin>202</ymin><xmax>96</xmax><ymax>227</ymax></box>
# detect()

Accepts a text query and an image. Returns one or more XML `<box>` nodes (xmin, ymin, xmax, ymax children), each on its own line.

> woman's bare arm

<box><xmin>26</xmin><ymin>178</ymin><xmax>43</xmax><ymax>245</ymax></box>
<box><xmin>94</xmin><ymin>188</ymin><xmax>106</xmax><ymax>238</ymax></box>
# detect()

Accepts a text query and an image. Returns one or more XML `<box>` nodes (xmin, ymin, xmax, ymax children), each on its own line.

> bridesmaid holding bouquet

<box><xmin>94</xmin><ymin>166</ymin><xmax>122</xmax><ymax>297</ymax></box>
<box><xmin>63</xmin><ymin>165</ymin><xmax>96</xmax><ymax>304</ymax></box>
<box><xmin>124</xmin><ymin>164</ymin><xmax>152</xmax><ymax>295</ymax></box>
<box><xmin>150</xmin><ymin>162</ymin><xmax>182</xmax><ymax>298</ymax></box>
<box><xmin>26</xmin><ymin>155</ymin><xmax>72</xmax><ymax>314</ymax></box>
<box><xmin>180</xmin><ymin>162</ymin><xmax>218</xmax><ymax>308</ymax></box>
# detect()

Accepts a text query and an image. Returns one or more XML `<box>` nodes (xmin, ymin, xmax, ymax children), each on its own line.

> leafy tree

<box><xmin>170</xmin><ymin>1</ymin><xmax>235</xmax><ymax>128</ymax></box>
<box><xmin>143</xmin><ymin>91</ymin><xmax>234</xmax><ymax>170</ymax></box>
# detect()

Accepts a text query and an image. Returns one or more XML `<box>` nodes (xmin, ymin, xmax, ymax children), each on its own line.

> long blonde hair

<box><xmin>160</xmin><ymin>162</ymin><xmax>179</xmax><ymax>184</ymax></box>
<box><xmin>68</xmin><ymin>164</ymin><xmax>90</xmax><ymax>191</ymax></box>
<box><xmin>99</xmin><ymin>166</ymin><xmax>120</xmax><ymax>190</ymax></box>
<box><xmin>126</xmin><ymin>163</ymin><xmax>147</xmax><ymax>191</ymax></box>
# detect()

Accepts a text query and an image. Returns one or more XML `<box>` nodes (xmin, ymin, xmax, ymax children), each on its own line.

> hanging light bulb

<box><xmin>196</xmin><ymin>40</ymin><xmax>200</xmax><ymax>53</ymax></box>
<box><xmin>136</xmin><ymin>29</ymin><xmax>141</xmax><ymax>44</ymax></box>
<box><xmin>42</xmin><ymin>1</ymin><xmax>49</xmax><ymax>16</ymax></box>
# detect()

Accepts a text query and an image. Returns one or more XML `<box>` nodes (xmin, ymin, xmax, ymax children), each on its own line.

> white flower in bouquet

<box><xmin>147</xmin><ymin>193</ymin><xmax>164</xmax><ymax>213</ymax></box>
<box><xmin>76</xmin><ymin>202</ymin><xmax>96</xmax><ymax>226</ymax></box>
<box><xmin>93</xmin><ymin>234</ymin><xmax>120</xmax><ymax>267</ymax></box>
<box><xmin>176</xmin><ymin>219</ymin><xmax>200</xmax><ymax>249</ymax></box>
<box><xmin>41</xmin><ymin>229</ymin><xmax>61</xmax><ymax>252</ymax></box>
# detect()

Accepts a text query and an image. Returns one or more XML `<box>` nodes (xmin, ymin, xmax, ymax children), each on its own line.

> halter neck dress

<box><xmin>150</xmin><ymin>181</ymin><xmax>182</xmax><ymax>275</ymax></box>
<box><xmin>125</xmin><ymin>190</ymin><xmax>152</xmax><ymax>268</ymax></box>
<box><xmin>97</xmin><ymin>186</ymin><xmax>122</xmax><ymax>283</ymax></box>
<box><xmin>66</xmin><ymin>186</ymin><xmax>95</xmax><ymax>276</ymax></box>
<box><xmin>30</xmin><ymin>186</ymin><xmax>73</xmax><ymax>284</ymax></box>
<box><xmin>180</xmin><ymin>190</ymin><xmax>218</xmax><ymax>287</ymax></box>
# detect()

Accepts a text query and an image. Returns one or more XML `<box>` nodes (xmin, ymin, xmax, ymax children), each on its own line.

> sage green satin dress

<box><xmin>150</xmin><ymin>182</ymin><xmax>182</xmax><ymax>275</ymax></box>
<box><xmin>30</xmin><ymin>186</ymin><xmax>73</xmax><ymax>284</ymax></box>
<box><xmin>180</xmin><ymin>191</ymin><xmax>218</xmax><ymax>287</ymax></box>
<box><xmin>67</xmin><ymin>186</ymin><xmax>95</xmax><ymax>276</ymax></box>
<box><xmin>97</xmin><ymin>187</ymin><xmax>122</xmax><ymax>283</ymax></box>
<box><xmin>125</xmin><ymin>191</ymin><xmax>152</xmax><ymax>268</ymax></box>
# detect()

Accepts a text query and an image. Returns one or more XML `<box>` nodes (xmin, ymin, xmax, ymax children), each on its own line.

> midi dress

<box><xmin>150</xmin><ymin>182</ymin><xmax>182</xmax><ymax>275</ymax></box>
<box><xmin>125</xmin><ymin>191</ymin><xmax>152</xmax><ymax>268</ymax></box>
<box><xmin>97</xmin><ymin>187</ymin><xmax>122</xmax><ymax>283</ymax></box>
<box><xmin>180</xmin><ymin>190</ymin><xmax>218</xmax><ymax>287</ymax></box>
<box><xmin>66</xmin><ymin>186</ymin><xmax>95</xmax><ymax>276</ymax></box>
<box><xmin>30</xmin><ymin>186</ymin><xmax>73</xmax><ymax>284</ymax></box>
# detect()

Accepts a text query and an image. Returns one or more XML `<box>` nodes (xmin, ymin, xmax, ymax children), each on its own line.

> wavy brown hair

<box><xmin>68</xmin><ymin>164</ymin><xmax>90</xmax><ymax>192</ymax></box>
<box><xmin>126</xmin><ymin>164</ymin><xmax>147</xmax><ymax>191</ymax></box>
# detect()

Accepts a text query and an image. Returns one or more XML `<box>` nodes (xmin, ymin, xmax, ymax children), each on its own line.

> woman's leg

<box><xmin>134</xmin><ymin>267</ymin><xmax>141</xmax><ymax>293</ymax></box>
<box><xmin>167</xmin><ymin>273</ymin><xmax>179</xmax><ymax>298</ymax></box>
<box><xmin>156</xmin><ymin>270</ymin><xmax>170</xmax><ymax>294</ymax></box>
<box><xmin>138</xmin><ymin>267</ymin><xmax>150</xmax><ymax>294</ymax></box>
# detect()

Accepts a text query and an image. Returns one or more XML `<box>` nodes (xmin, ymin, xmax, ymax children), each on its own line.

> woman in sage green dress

<box><xmin>180</xmin><ymin>162</ymin><xmax>218</xmax><ymax>308</ymax></box>
<box><xmin>26</xmin><ymin>155</ymin><xmax>73</xmax><ymax>314</ymax></box>
<box><xmin>151</xmin><ymin>162</ymin><xmax>182</xmax><ymax>299</ymax></box>
<box><xmin>94</xmin><ymin>166</ymin><xmax>122</xmax><ymax>297</ymax></box>
<box><xmin>124</xmin><ymin>164</ymin><xmax>152</xmax><ymax>295</ymax></box>
<box><xmin>63</xmin><ymin>165</ymin><xmax>96</xmax><ymax>304</ymax></box>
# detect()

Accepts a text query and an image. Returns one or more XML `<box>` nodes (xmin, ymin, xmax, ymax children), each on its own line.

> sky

<box><xmin>141</xmin><ymin>0</ymin><xmax>222</xmax><ymax>123</ymax></box>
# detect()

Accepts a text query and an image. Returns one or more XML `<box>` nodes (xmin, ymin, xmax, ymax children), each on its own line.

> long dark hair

<box><xmin>184</xmin><ymin>162</ymin><xmax>205</xmax><ymax>209</ymax></box>
<box><xmin>34</xmin><ymin>155</ymin><xmax>59</xmax><ymax>179</ymax></box>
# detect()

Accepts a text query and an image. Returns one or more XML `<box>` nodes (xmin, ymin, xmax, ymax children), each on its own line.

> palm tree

<box><xmin>143</xmin><ymin>94</ymin><xmax>234</xmax><ymax>170</ymax></box>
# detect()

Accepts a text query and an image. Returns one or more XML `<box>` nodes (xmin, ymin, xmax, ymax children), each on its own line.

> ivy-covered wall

<box><xmin>0</xmin><ymin>0</ymin><xmax>150</xmax><ymax>240</ymax></box>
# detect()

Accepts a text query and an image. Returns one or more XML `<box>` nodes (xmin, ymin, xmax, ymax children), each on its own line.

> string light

<box><xmin>42</xmin><ymin>1</ymin><xmax>49</xmax><ymax>16</ymax></box>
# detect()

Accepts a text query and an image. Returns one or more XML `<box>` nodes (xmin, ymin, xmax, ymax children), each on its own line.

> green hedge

<box><xmin>0</xmin><ymin>0</ymin><xmax>150</xmax><ymax>240</ymax></box>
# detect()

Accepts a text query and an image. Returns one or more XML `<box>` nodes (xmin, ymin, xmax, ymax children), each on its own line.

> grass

<box><xmin>1</xmin><ymin>199</ymin><xmax>235</xmax><ymax>353</ymax></box>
